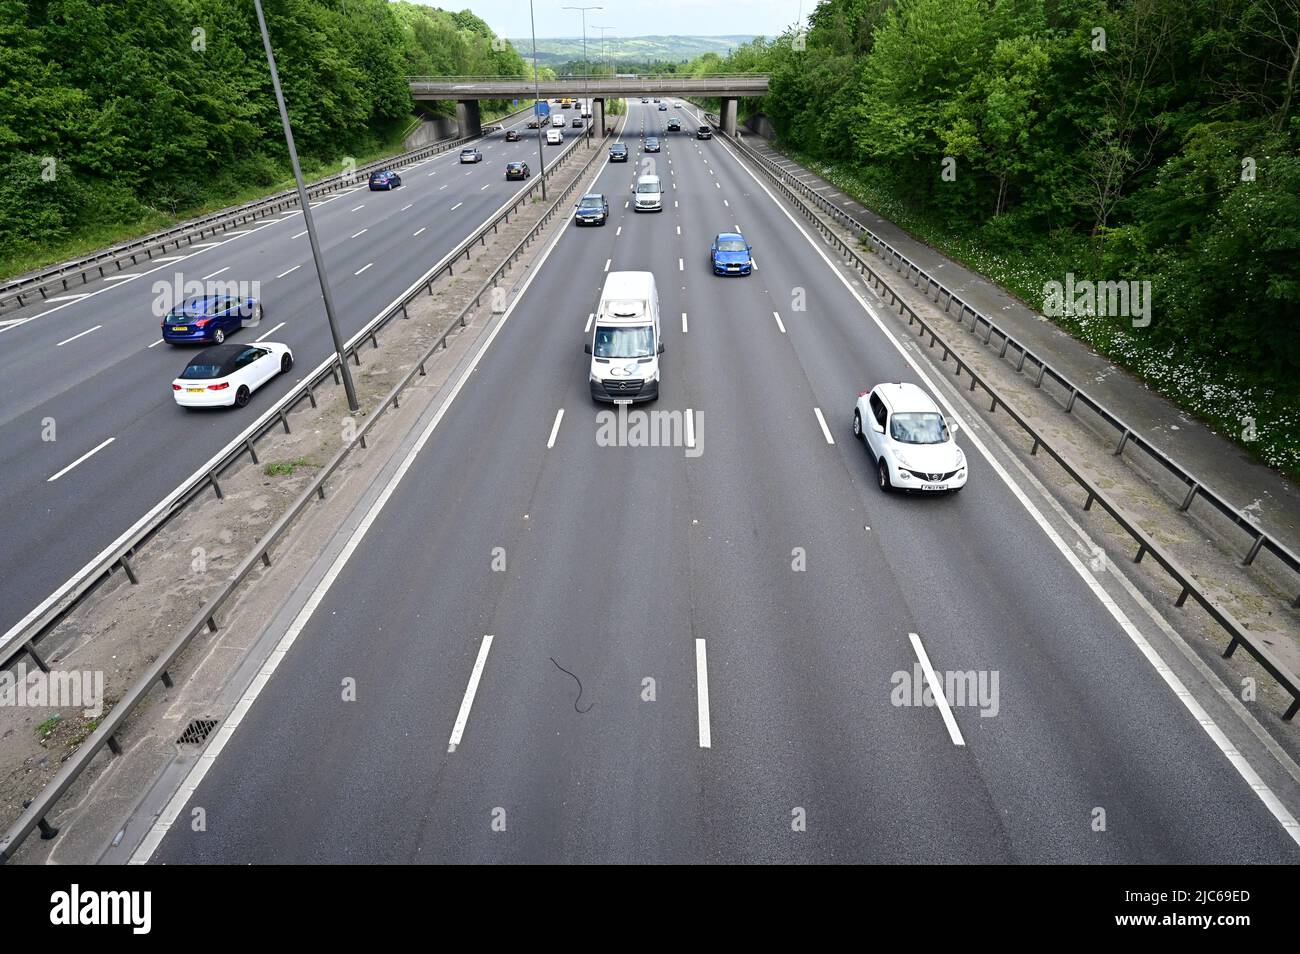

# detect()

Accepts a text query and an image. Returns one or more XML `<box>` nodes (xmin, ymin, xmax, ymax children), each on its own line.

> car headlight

<box><xmin>893</xmin><ymin>452</ymin><xmax>911</xmax><ymax>469</ymax></box>
<box><xmin>955</xmin><ymin>448</ymin><xmax>965</xmax><ymax>466</ymax></box>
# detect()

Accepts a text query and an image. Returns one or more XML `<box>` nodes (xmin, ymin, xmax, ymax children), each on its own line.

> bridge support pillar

<box><xmin>593</xmin><ymin>98</ymin><xmax>605</xmax><ymax>135</ymax></box>
<box><xmin>720</xmin><ymin>98</ymin><xmax>738</xmax><ymax>137</ymax></box>
<box><xmin>456</xmin><ymin>99</ymin><xmax>482</xmax><ymax>139</ymax></box>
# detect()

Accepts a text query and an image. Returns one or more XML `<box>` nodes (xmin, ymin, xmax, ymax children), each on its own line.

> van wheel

<box><xmin>853</xmin><ymin>411</ymin><xmax>863</xmax><ymax>441</ymax></box>
<box><xmin>234</xmin><ymin>385</ymin><xmax>251</xmax><ymax>408</ymax></box>
<box><xmin>877</xmin><ymin>457</ymin><xmax>892</xmax><ymax>493</ymax></box>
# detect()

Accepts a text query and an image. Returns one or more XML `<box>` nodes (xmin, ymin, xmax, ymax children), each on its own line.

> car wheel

<box><xmin>853</xmin><ymin>410</ymin><xmax>863</xmax><ymax>441</ymax></box>
<box><xmin>251</xmin><ymin>303</ymin><xmax>264</xmax><ymax>325</ymax></box>
<box><xmin>234</xmin><ymin>385</ymin><xmax>251</xmax><ymax>408</ymax></box>
<box><xmin>213</xmin><ymin>328</ymin><xmax>226</xmax><ymax>344</ymax></box>
<box><xmin>877</xmin><ymin>457</ymin><xmax>892</xmax><ymax>493</ymax></box>
<box><xmin>281</xmin><ymin>353</ymin><xmax>293</xmax><ymax>374</ymax></box>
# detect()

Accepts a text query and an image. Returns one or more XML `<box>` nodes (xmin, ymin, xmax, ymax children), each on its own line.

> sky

<box><xmin>412</xmin><ymin>0</ymin><xmax>811</xmax><ymax>39</ymax></box>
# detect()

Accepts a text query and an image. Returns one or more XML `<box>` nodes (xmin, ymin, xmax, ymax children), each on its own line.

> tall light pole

<box><xmin>563</xmin><ymin>5</ymin><xmax>602</xmax><ymax>148</ymax></box>
<box><xmin>529</xmin><ymin>0</ymin><xmax>546</xmax><ymax>199</ymax></box>
<box><xmin>592</xmin><ymin>25</ymin><xmax>612</xmax><ymax>75</ymax></box>
<box><xmin>253</xmin><ymin>0</ymin><xmax>358</xmax><ymax>411</ymax></box>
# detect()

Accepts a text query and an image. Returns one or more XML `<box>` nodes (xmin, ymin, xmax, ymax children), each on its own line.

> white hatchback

<box><xmin>853</xmin><ymin>382</ymin><xmax>966</xmax><ymax>492</ymax></box>
<box><xmin>172</xmin><ymin>342</ymin><xmax>294</xmax><ymax>409</ymax></box>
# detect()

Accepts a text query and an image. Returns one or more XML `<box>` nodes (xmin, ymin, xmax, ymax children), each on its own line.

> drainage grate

<box><xmin>177</xmin><ymin>719</ymin><xmax>219</xmax><ymax>746</ymax></box>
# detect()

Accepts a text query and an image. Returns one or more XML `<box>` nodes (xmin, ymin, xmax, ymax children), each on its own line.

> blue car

<box><xmin>162</xmin><ymin>295</ymin><xmax>262</xmax><ymax>345</ymax></box>
<box><xmin>368</xmin><ymin>169</ymin><xmax>401</xmax><ymax>190</ymax></box>
<box><xmin>710</xmin><ymin>232</ymin><xmax>753</xmax><ymax>276</ymax></box>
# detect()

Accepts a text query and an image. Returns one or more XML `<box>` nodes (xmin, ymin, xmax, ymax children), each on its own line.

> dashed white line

<box><xmin>813</xmin><ymin>407</ymin><xmax>835</xmax><ymax>444</ymax></box>
<box><xmin>695</xmin><ymin>638</ymin><xmax>712</xmax><ymax>748</ymax></box>
<box><xmin>678</xmin><ymin>258</ymin><xmax>684</xmax><ymax>271</ymax></box>
<box><xmin>413</xmin><ymin>227</ymin><xmax>427</xmax><ymax>237</ymax></box>
<box><xmin>350</xmin><ymin>228</ymin><xmax>368</xmax><ymax>239</ymax></box>
<box><xmin>616</xmin><ymin>226</ymin><xmax>622</xmax><ymax>236</ymax></box>
<box><xmin>676</xmin><ymin>225</ymin><xmax>681</xmax><ymax>235</ymax></box>
<box><xmin>447</xmin><ymin>634</ymin><xmax>494</xmax><ymax>752</ymax></box>
<box><xmin>604</xmin><ymin>258</ymin><xmax>611</xmax><ymax>272</ymax></box>
<box><xmin>200</xmin><ymin>266</ymin><xmax>230</xmax><ymax>281</ymax></box>
<box><xmin>547</xmin><ymin>408</ymin><xmax>565</xmax><ymax>448</ymax></box>
<box><xmin>350</xmin><ymin>204</ymin><xmax>365</xmax><ymax>212</ymax></box>
<box><xmin>55</xmin><ymin>325</ymin><xmax>102</xmax><ymax>347</ymax></box>
<box><xmin>400</xmin><ymin>204</ymin><xmax>413</xmax><ymax>211</ymax></box>
<box><xmin>276</xmin><ymin>265</ymin><xmax>301</xmax><ymax>279</ymax></box>
<box><xmin>585</xmin><ymin>312</ymin><xmax>595</xmax><ymax>333</ymax></box>
<box><xmin>292</xmin><ymin>230</ymin><xmax>308</xmax><ymax>239</ymax></box>
<box><xmin>355</xmin><ymin>263</ymin><xmax>373</xmax><ymax>276</ymax></box>
<box><xmin>45</xmin><ymin>294</ymin><xmax>90</xmax><ymax>303</ymax></box>
<box><xmin>772</xmin><ymin>310</ymin><xmax>786</xmax><ymax>333</ymax></box>
<box><xmin>908</xmin><ymin>632</ymin><xmax>966</xmax><ymax>746</ymax></box>
<box><xmin>47</xmin><ymin>437</ymin><xmax>114</xmax><ymax>482</ymax></box>
<box><xmin>147</xmin><ymin>338</ymin><xmax>165</xmax><ymax>348</ymax></box>
<box><xmin>681</xmin><ymin>312</ymin><xmax>688</xmax><ymax>333</ymax></box>
<box><xmin>254</xmin><ymin>321</ymin><xmax>286</xmax><ymax>342</ymax></box>
<box><xmin>102</xmin><ymin>274</ymin><xmax>138</xmax><ymax>282</ymax></box>
<box><xmin>451</xmin><ymin>202</ymin><xmax>463</xmax><ymax>211</ymax></box>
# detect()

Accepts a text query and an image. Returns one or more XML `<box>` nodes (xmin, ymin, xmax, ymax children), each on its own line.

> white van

<box><xmin>551</xmin><ymin>113</ymin><xmax>566</xmax><ymax>128</ymax></box>
<box><xmin>546</xmin><ymin>128</ymin><xmax>563</xmax><ymax>145</ymax></box>
<box><xmin>633</xmin><ymin>174</ymin><xmax>663</xmax><ymax>212</ymax></box>
<box><xmin>585</xmin><ymin>271</ymin><xmax>662</xmax><ymax>403</ymax></box>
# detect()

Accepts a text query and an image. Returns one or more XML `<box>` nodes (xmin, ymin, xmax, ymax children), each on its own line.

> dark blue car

<box><xmin>368</xmin><ymin>169</ymin><xmax>401</xmax><ymax>190</ymax></box>
<box><xmin>710</xmin><ymin>232</ymin><xmax>753</xmax><ymax>276</ymax></box>
<box><xmin>162</xmin><ymin>295</ymin><xmax>262</xmax><ymax>345</ymax></box>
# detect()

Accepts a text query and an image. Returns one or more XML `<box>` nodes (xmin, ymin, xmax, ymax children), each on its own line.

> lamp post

<box><xmin>529</xmin><ymin>0</ymin><xmax>546</xmax><ymax>199</ymax></box>
<box><xmin>563</xmin><ymin>5</ymin><xmax>602</xmax><ymax>148</ymax></box>
<box><xmin>253</xmin><ymin>0</ymin><xmax>358</xmax><ymax>411</ymax></box>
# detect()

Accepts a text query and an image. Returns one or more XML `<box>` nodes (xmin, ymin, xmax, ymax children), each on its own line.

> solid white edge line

<box><xmin>47</xmin><ymin>437</ymin><xmax>115</xmax><ymax>482</ymax></box>
<box><xmin>547</xmin><ymin>408</ymin><xmax>565</xmax><ymax>449</ymax></box>
<box><xmin>129</xmin><ymin>136</ymin><xmax>610</xmax><ymax>863</ymax></box>
<box><xmin>716</xmin><ymin>131</ymin><xmax>1300</xmax><ymax>847</ymax></box>
<box><xmin>447</xmin><ymin>634</ymin><xmax>495</xmax><ymax>752</ymax></box>
<box><xmin>908</xmin><ymin>632</ymin><xmax>966</xmax><ymax>746</ymax></box>
<box><xmin>813</xmin><ymin>407</ymin><xmax>834</xmax><ymax>444</ymax></box>
<box><xmin>695</xmin><ymin>638</ymin><xmax>711</xmax><ymax>748</ymax></box>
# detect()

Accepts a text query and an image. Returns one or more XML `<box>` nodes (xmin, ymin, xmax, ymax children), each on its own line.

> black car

<box><xmin>697</xmin><ymin>125</ymin><xmax>713</xmax><ymax>140</ymax></box>
<box><xmin>506</xmin><ymin>161</ymin><xmax>531</xmax><ymax>181</ymax></box>
<box><xmin>609</xmin><ymin>143</ymin><xmax>629</xmax><ymax>162</ymax></box>
<box><xmin>644</xmin><ymin>137</ymin><xmax>661</xmax><ymax>153</ymax></box>
<box><xmin>574</xmin><ymin>192</ymin><xmax>609</xmax><ymax>226</ymax></box>
<box><xmin>572</xmin><ymin>117</ymin><xmax>584</xmax><ymax>128</ymax></box>
<box><xmin>667</xmin><ymin>118</ymin><xmax>681</xmax><ymax>131</ymax></box>
<box><xmin>506</xmin><ymin>129</ymin><xmax>520</xmax><ymax>141</ymax></box>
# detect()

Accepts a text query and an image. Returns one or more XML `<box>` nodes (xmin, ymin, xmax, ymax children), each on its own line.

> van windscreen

<box><xmin>593</xmin><ymin>324</ymin><xmax>654</xmax><ymax>359</ymax></box>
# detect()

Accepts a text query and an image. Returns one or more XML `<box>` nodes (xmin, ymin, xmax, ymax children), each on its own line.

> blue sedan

<box><xmin>368</xmin><ymin>169</ymin><xmax>401</xmax><ymax>190</ymax></box>
<box><xmin>162</xmin><ymin>295</ymin><xmax>262</xmax><ymax>345</ymax></box>
<box><xmin>710</xmin><ymin>232</ymin><xmax>753</xmax><ymax>276</ymax></box>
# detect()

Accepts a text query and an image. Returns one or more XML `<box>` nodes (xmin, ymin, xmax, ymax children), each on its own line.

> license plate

<box><xmin>186</xmin><ymin>387</ymin><xmax>204</xmax><ymax>393</ymax></box>
<box><xmin>613</xmin><ymin>399</ymin><xmax>632</xmax><ymax>406</ymax></box>
<box><xmin>171</xmin><ymin>326</ymin><xmax>187</xmax><ymax>332</ymax></box>
<box><xmin>921</xmin><ymin>483</ymin><xmax>946</xmax><ymax>491</ymax></box>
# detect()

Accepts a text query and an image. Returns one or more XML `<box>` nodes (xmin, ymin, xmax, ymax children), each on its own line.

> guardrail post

<box><xmin>1178</xmin><ymin>482</ymin><xmax>1199</xmax><ymax>512</ymax></box>
<box><xmin>106</xmin><ymin>735</ymin><xmax>123</xmax><ymax>755</ymax></box>
<box><xmin>1242</xmin><ymin>535</ymin><xmax>1266</xmax><ymax>566</ymax></box>
<box><xmin>244</xmin><ymin>438</ymin><xmax>259</xmax><ymax>465</ymax></box>
<box><xmin>1113</xmin><ymin>429</ymin><xmax>1131</xmax><ymax>456</ymax></box>
<box><xmin>1064</xmin><ymin>388</ymin><xmax>1078</xmax><ymax>413</ymax></box>
<box><xmin>118</xmin><ymin>553</ymin><xmax>138</xmax><ymax>585</ymax></box>
<box><xmin>23</xmin><ymin>641</ymin><xmax>50</xmax><ymax>674</ymax></box>
<box><xmin>277</xmin><ymin>409</ymin><xmax>291</xmax><ymax>435</ymax></box>
<box><xmin>21</xmin><ymin>802</ymin><xmax>58</xmax><ymax>841</ymax></box>
<box><xmin>208</xmin><ymin>471</ymin><xmax>224</xmax><ymax>500</ymax></box>
<box><xmin>1133</xmin><ymin>543</ymin><xmax>1147</xmax><ymax>564</ymax></box>
<box><xmin>1286</xmin><ymin>698</ymin><xmax>1299</xmax><ymax>721</ymax></box>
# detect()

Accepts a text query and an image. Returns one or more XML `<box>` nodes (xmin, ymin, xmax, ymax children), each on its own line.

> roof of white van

<box><xmin>601</xmin><ymin>271</ymin><xmax>655</xmax><ymax>299</ymax></box>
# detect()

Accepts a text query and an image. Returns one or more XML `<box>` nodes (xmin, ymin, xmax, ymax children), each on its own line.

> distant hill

<box><xmin>509</xmin><ymin>35</ymin><xmax>758</xmax><ymax>67</ymax></box>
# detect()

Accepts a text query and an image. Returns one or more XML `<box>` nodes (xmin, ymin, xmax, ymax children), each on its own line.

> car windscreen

<box><xmin>579</xmin><ymin>197</ymin><xmax>603</xmax><ymax>209</ymax></box>
<box><xmin>180</xmin><ymin>363</ymin><xmax>225</xmax><ymax>380</ymax></box>
<box><xmin>889</xmin><ymin>411</ymin><xmax>948</xmax><ymax>444</ymax></box>
<box><xmin>635</xmin><ymin>181</ymin><xmax>659</xmax><ymax>193</ymax></box>
<box><xmin>593</xmin><ymin>324</ymin><xmax>654</xmax><ymax>359</ymax></box>
<box><xmin>716</xmin><ymin>239</ymin><xmax>747</xmax><ymax>252</ymax></box>
<box><xmin>611</xmin><ymin>145</ymin><xmax>626</xmax><ymax>153</ymax></box>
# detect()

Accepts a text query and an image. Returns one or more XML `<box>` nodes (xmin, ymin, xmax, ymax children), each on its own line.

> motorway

<box><xmin>141</xmin><ymin>101</ymin><xmax>1299</xmax><ymax>863</ymax></box>
<box><xmin>0</xmin><ymin>106</ymin><xmax>588</xmax><ymax>640</ymax></box>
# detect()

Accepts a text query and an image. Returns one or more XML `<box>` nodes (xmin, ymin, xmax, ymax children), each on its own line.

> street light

<box><xmin>592</xmin><ymin>25</ymin><xmax>612</xmax><ymax>75</ymax></box>
<box><xmin>563</xmin><ymin>5</ymin><xmax>602</xmax><ymax>148</ymax></box>
<box><xmin>529</xmin><ymin>0</ymin><xmax>547</xmax><ymax>199</ymax></box>
<box><xmin>253</xmin><ymin>0</ymin><xmax>359</xmax><ymax>411</ymax></box>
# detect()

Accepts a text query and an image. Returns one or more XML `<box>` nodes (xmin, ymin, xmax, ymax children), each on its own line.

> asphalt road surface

<box><xmin>141</xmin><ymin>101</ymin><xmax>1299</xmax><ymax>863</ymax></box>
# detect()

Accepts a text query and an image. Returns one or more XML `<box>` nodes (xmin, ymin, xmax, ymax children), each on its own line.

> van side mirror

<box><xmin>658</xmin><ymin>342</ymin><xmax>665</xmax><ymax>355</ymax></box>
<box><xmin>584</xmin><ymin>343</ymin><xmax>592</xmax><ymax>354</ymax></box>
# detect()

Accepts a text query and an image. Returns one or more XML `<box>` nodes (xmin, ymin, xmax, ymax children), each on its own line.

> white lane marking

<box><xmin>685</xmin><ymin>408</ymin><xmax>696</xmax><ymax>450</ymax></box>
<box><xmin>400</xmin><ymin>203</ymin><xmax>413</xmax><ymax>211</ymax></box>
<box><xmin>439</xmin><ymin>184</ymin><xmax>448</xmax><ymax>190</ymax></box>
<box><xmin>751</xmin><ymin>256</ymin><xmax>758</xmax><ymax>270</ymax></box>
<box><xmin>772</xmin><ymin>310</ymin><xmax>786</xmax><ymax>334</ymax></box>
<box><xmin>350</xmin><ymin>228</ymin><xmax>367</xmax><ymax>239</ymax></box>
<box><xmin>450</xmin><ymin>202</ymin><xmax>463</xmax><ymax>211</ymax></box>
<box><xmin>255</xmin><ymin>322</ymin><xmax>286</xmax><ymax>342</ymax></box>
<box><xmin>448</xmin><ymin>634</ymin><xmax>495</xmax><ymax>753</ymax></box>
<box><xmin>909</xmin><ymin>632</ymin><xmax>966</xmax><ymax>746</ymax></box>
<box><xmin>279</xmin><ymin>210</ymin><xmax>302</xmax><ymax>217</ymax></box>
<box><xmin>676</xmin><ymin>225</ymin><xmax>681</xmax><ymax>235</ymax></box>
<box><xmin>463</xmin><ymin>170</ymin><xmax>473</xmax><ymax>176</ymax></box>
<box><xmin>585</xmin><ymin>312</ymin><xmax>594</xmax><ymax>333</ymax></box>
<box><xmin>616</xmin><ymin>226</ymin><xmax>622</xmax><ymax>236</ymax></box>
<box><xmin>695</xmin><ymin>638</ymin><xmax>711</xmax><ymax>748</ymax></box>
<box><xmin>275</xmin><ymin>265</ymin><xmax>301</xmax><ymax>279</ymax></box>
<box><xmin>189</xmin><ymin>242</ymin><xmax>222</xmax><ymax>248</ymax></box>
<box><xmin>55</xmin><ymin>325</ymin><xmax>102</xmax><ymax>347</ymax></box>
<box><xmin>813</xmin><ymin>407</ymin><xmax>834</xmax><ymax>444</ymax></box>
<box><xmin>292</xmin><ymin>230</ymin><xmax>308</xmax><ymax>239</ymax></box>
<box><xmin>413</xmin><ymin>227</ymin><xmax>427</xmax><ymax>237</ymax></box>
<box><xmin>47</xmin><ymin>437</ymin><xmax>114</xmax><ymax>482</ymax></box>
<box><xmin>147</xmin><ymin>338</ymin><xmax>165</xmax><ymax>348</ymax></box>
<box><xmin>678</xmin><ymin>258</ymin><xmax>684</xmax><ymax>272</ymax></box>
<box><xmin>624</xmin><ymin>200</ymin><xmax>629</xmax><ymax>208</ymax></box>
<box><xmin>714</xmin><ymin>181</ymin><xmax>720</xmax><ymax>189</ymax></box>
<box><xmin>201</xmin><ymin>266</ymin><xmax>230</xmax><ymax>281</ymax></box>
<box><xmin>354</xmin><ymin>263</ymin><xmax>373</xmax><ymax>276</ymax></box>
<box><xmin>604</xmin><ymin>258</ymin><xmax>611</xmax><ymax>272</ymax></box>
<box><xmin>102</xmin><ymin>274</ymin><xmax>138</xmax><ymax>282</ymax></box>
<box><xmin>547</xmin><ymin>408</ymin><xmax>565</xmax><ymax>449</ymax></box>
<box><xmin>45</xmin><ymin>294</ymin><xmax>90</xmax><ymax>303</ymax></box>
<box><xmin>674</xmin><ymin>200</ymin><xmax>678</xmax><ymax>208</ymax></box>
<box><xmin>480</xmin><ymin>184</ymin><xmax>490</xmax><ymax>191</ymax></box>
<box><xmin>350</xmin><ymin>205</ymin><xmax>365</xmax><ymax>212</ymax></box>
<box><xmin>723</xmin><ymin>199</ymin><xmax>729</xmax><ymax>207</ymax></box>
<box><xmin>152</xmin><ymin>256</ymin><xmax>186</xmax><ymax>263</ymax></box>
<box><xmin>721</xmin><ymin>131</ymin><xmax>1300</xmax><ymax>847</ymax></box>
<box><xmin>427</xmin><ymin>170</ymin><xmax>438</xmax><ymax>177</ymax></box>
<box><xmin>682</xmin><ymin>311</ymin><xmax>688</xmax><ymax>333</ymax></box>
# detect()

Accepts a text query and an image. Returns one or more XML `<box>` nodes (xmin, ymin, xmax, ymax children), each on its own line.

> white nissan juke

<box><xmin>853</xmin><ymin>382</ymin><xmax>966</xmax><ymax>493</ymax></box>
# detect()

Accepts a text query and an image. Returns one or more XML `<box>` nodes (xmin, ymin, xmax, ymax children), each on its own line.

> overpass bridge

<box><xmin>408</xmin><ymin>73</ymin><xmax>770</xmax><ymax>136</ymax></box>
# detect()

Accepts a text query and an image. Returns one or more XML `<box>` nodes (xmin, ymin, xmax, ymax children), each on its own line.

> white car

<box><xmin>853</xmin><ymin>382</ymin><xmax>966</xmax><ymax>492</ymax></box>
<box><xmin>172</xmin><ymin>342</ymin><xmax>294</xmax><ymax>409</ymax></box>
<box><xmin>546</xmin><ymin>128</ymin><xmax>563</xmax><ymax>145</ymax></box>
